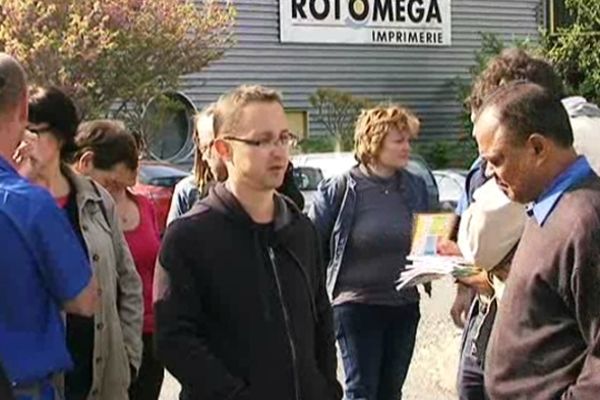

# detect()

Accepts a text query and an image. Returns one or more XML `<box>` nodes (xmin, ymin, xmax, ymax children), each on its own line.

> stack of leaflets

<box><xmin>395</xmin><ymin>213</ymin><xmax>479</xmax><ymax>292</ymax></box>
<box><xmin>395</xmin><ymin>255</ymin><xmax>479</xmax><ymax>291</ymax></box>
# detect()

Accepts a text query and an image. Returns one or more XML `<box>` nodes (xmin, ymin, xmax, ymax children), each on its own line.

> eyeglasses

<box><xmin>222</xmin><ymin>132</ymin><xmax>298</xmax><ymax>150</ymax></box>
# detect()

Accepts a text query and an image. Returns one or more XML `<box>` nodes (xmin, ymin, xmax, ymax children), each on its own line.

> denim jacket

<box><xmin>308</xmin><ymin>167</ymin><xmax>430</xmax><ymax>300</ymax></box>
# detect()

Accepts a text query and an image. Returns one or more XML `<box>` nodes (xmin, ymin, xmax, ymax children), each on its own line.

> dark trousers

<box><xmin>129</xmin><ymin>333</ymin><xmax>164</xmax><ymax>400</ymax></box>
<box><xmin>334</xmin><ymin>302</ymin><xmax>420</xmax><ymax>400</ymax></box>
<box><xmin>457</xmin><ymin>299</ymin><xmax>494</xmax><ymax>400</ymax></box>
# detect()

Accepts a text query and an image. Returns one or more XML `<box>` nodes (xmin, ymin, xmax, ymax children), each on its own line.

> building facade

<box><xmin>149</xmin><ymin>0</ymin><xmax>545</xmax><ymax>161</ymax></box>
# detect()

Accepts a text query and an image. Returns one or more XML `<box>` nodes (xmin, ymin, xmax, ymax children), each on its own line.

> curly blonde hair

<box><xmin>354</xmin><ymin>105</ymin><xmax>420</xmax><ymax>165</ymax></box>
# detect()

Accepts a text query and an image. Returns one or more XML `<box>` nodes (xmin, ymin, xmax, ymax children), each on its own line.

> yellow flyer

<box><xmin>410</xmin><ymin>213</ymin><xmax>455</xmax><ymax>256</ymax></box>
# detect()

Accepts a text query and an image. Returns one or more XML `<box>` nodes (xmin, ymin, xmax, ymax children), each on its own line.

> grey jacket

<box><xmin>65</xmin><ymin>168</ymin><xmax>143</xmax><ymax>400</ymax></box>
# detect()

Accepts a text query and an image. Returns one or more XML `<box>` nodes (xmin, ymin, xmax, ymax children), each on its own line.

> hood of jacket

<box><xmin>200</xmin><ymin>182</ymin><xmax>302</xmax><ymax>234</ymax></box>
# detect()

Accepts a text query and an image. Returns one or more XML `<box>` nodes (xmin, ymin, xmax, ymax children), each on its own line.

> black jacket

<box><xmin>155</xmin><ymin>183</ymin><xmax>341</xmax><ymax>400</ymax></box>
<box><xmin>277</xmin><ymin>162</ymin><xmax>305</xmax><ymax>211</ymax></box>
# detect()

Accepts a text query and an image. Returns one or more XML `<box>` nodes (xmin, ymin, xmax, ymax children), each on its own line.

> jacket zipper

<box><xmin>268</xmin><ymin>247</ymin><xmax>301</xmax><ymax>400</ymax></box>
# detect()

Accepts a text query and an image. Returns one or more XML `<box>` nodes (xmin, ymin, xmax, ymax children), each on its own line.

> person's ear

<box><xmin>75</xmin><ymin>151</ymin><xmax>95</xmax><ymax>174</ymax></box>
<box><xmin>213</xmin><ymin>138</ymin><xmax>232</xmax><ymax>162</ymax></box>
<box><xmin>527</xmin><ymin>133</ymin><xmax>550</xmax><ymax>162</ymax></box>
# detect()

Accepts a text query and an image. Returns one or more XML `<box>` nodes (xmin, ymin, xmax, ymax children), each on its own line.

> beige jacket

<box><xmin>65</xmin><ymin>168</ymin><xmax>143</xmax><ymax>400</ymax></box>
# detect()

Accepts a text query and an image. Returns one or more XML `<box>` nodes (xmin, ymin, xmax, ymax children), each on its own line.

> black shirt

<box><xmin>61</xmin><ymin>188</ymin><xmax>95</xmax><ymax>400</ymax></box>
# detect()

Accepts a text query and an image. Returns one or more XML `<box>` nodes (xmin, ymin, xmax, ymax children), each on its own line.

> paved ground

<box><xmin>159</xmin><ymin>277</ymin><xmax>462</xmax><ymax>400</ymax></box>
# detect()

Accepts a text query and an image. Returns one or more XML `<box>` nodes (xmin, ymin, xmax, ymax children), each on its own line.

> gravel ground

<box><xmin>159</xmin><ymin>277</ymin><xmax>462</xmax><ymax>400</ymax></box>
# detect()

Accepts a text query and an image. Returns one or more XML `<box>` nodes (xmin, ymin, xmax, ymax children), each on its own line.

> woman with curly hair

<box><xmin>310</xmin><ymin>105</ymin><xmax>431</xmax><ymax>400</ymax></box>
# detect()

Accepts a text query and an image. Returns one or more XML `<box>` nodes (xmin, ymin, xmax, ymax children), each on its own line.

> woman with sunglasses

<box><xmin>22</xmin><ymin>86</ymin><xmax>143</xmax><ymax>400</ymax></box>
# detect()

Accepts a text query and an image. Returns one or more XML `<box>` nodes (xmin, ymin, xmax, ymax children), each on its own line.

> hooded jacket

<box><xmin>155</xmin><ymin>183</ymin><xmax>341</xmax><ymax>400</ymax></box>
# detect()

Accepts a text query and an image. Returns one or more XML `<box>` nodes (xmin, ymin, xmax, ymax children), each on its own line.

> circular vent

<box><xmin>142</xmin><ymin>91</ymin><xmax>196</xmax><ymax>162</ymax></box>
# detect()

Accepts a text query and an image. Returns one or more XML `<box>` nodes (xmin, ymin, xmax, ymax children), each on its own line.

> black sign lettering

<box><xmin>427</xmin><ymin>0</ymin><xmax>442</xmax><ymax>23</ymax></box>
<box><xmin>292</xmin><ymin>0</ymin><xmax>308</xmax><ymax>19</ymax></box>
<box><xmin>408</xmin><ymin>0</ymin><xmax>425</xmax><ymax>23</ymax></box>
<box><xmin>310</xmin><ymin>0</ymin><xmax>330</xmax><ymax>20</ymax></box>
<box><xmin>374</xmin><ymin>0</ymin><xmax>393</xmax><ymax>22</ymax></box>
<box><xmin>349</xmin><ymin>0</ymin><xmax>370</xmax><ymax>21</ymax></box>
<box><xmin>395</xmin><ymin>0</ymin><xmax>406</xmax><ymax>22</ymax></box>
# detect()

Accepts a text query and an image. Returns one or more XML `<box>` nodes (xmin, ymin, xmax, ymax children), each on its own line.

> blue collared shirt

<box><xmin>0</xmin><ymin>156</ymin><xmax>91</xmax><ymax>384</ymax></box>
<box><xmin>529</xmin><ymin>156</ymin><xmax>594</xmax><ymax>226</ymax></box>
<box><xmin>455</xmin><ymin>157</ymin><xmax>488</xmax><ymax>216</ymax></box>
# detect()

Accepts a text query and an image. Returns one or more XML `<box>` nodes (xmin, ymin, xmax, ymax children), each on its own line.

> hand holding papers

<box><xmin>396</xmin><ymin>213</ymin><xmax>479</xmax><ymax>291</ymax></box>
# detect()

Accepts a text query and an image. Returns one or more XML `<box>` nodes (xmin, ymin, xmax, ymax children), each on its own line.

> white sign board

<box><xmin>280</xmin><ymin>0</ymin><xmax>451</xmax><ymax>46</ymax></box>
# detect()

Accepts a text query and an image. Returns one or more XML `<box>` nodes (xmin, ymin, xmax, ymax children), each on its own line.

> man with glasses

<box><xmin>0</xmin><ymin>53</ymin><xmax>97</xmax><ymax>400</ymax></box>
<box><xmin>154</xmin><ymin>85</ymin><xmax>341</xmax><ymax>400</ymax></box>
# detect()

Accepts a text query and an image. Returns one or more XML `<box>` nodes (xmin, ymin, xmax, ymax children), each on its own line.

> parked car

<box><xmin>132</xmin><ymin>161</ymin><xmax>189</xmax><ymax>234</ymax></box>
<box><xmin>292</xmin><ymin>152</ymin><xmax>440</xmax><ymax>210</ymax></box>
<box><xmin>432</xmin><ymin>169</ymin><xmax>467</xmax><ymax>211</ymax></box>
<box><xmin>292</xmin><ymin>165</ymin><xmax>324</xmax><ymax>212</ymax></box>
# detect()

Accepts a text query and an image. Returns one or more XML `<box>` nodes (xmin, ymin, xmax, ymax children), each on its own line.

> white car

<box><xmin>432</xmin><ymin>169</ymin><xmax>467</xmax><ymax>211</ymax></box>
<box><xmin>292</xmin><ymin>152</ymin><xmax>440</xmax><ymax>210</ymax></box>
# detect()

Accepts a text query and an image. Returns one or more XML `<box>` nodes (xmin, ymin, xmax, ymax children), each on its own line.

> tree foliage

<box><xmin>309</xmin><ymin>87</ymin><xmax>372</xmax><ymax>152</ymax></box>
<box><xmin>543</xmin><ymin>0</ymin><xmax>600</xmax><ymax>105</ymax></box>
<box><xmin>0</xmin><ymin>0</ymin><xmax>235</xmax><ymax>131</ymax></box>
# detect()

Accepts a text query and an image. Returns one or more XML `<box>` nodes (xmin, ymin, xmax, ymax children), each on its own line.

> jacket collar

<box><xmin>528</xmin><ymin>157</ymin><xmax>594</xmax><ymax>226</ymax></box>
<box><xmin>202</xmin><ymin>182</ymin><xmax>298</xmax><ymax>233</ymax></box>
<box><xmin>61</xmin><ymin>165</ymin><xmax>103</xmax><ymax>207</ymax></box>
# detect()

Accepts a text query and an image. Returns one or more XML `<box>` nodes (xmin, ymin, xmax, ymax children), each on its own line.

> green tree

<box><xmin>543</xmin><ymin>0</ymin><xmax>600</xmax><ymax>105</ymax></box>
<box><xmin>0</xmin><ymin>0</ymin><xmax>235</xmax><ymax>134</ymax></box>
<box><xmin>309</xmin><ymin>87</ymin><xmax>372</xmax><ymax>152</ymax></box>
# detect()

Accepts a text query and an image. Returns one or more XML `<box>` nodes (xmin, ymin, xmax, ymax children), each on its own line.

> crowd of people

<box><xmin>0</xmin><ymin>45</ymin><xmax>599</xmax><ymax>400</ymax></box>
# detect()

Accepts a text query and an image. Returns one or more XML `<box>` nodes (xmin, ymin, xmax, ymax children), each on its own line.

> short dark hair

<box><xmin>28</xmin><ymin>86</ymin><xmax>80</xmax><ymax>160</ymax></box>
<box><xmin>469</xmin><ymin>48</ymin><xmax>565</xmax><ymax>114</ymax></box>
<box><xmin>0</xmin><ymin>53</ymin><xmax>27</xmax><ymax>115</ymax></box>
<box><xmin>74</xmin><ymin>120</ymin><xmax>139</xmax><ymax>171</ymax></box>
<box><xmin>480</xmin><ymin>82</ymin><xmax>573</xmax><ymax>147</ymax></box>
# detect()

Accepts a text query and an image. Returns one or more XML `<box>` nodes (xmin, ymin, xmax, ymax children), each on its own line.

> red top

<box><xmin>124</xmin><ymin>193</ymin><xmax>161</xmax><ymax>333</ymax></box>
<box><xmin>55</xmin><ymin>195</ymin><xmax>69</xmax><ymax>208</ymax></box>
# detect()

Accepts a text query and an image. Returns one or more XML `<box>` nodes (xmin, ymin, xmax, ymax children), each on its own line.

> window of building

<box><xmin>546</xmin><ymin>0</ymin><xmax>575</xmax><ymax>34</ymax></box>
<box><xmin>142</xmin><ymin>91</ymin><xmax>196</xmax><ymax>162</ymax></box>
<box><xmin>285</xmin><ymin>110</ymin><xmax>309</xmax><ymax>139</ymax></box>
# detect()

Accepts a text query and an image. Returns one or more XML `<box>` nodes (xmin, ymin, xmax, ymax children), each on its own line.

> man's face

<box><xmin>474</xmin><ymin>106</ymin><xmax>540</xmax><ymax>203</ymax></box>
<box><xmin>222</xmin><ymin>101</ymin><xmax>290</xmax><ymax>191</ymax></box>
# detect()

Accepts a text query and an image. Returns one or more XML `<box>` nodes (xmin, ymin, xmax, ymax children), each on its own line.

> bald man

<box><xmin>0</xmin><ymin>53</ymin><xmax>96</xmax><ymax>400</ymax></box>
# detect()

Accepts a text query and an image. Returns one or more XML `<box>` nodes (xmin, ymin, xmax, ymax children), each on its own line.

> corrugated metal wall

<box><xmin>180</xmin><ymin>0</ymin><xmax>543</xmax><ymax>141</ymax></box>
